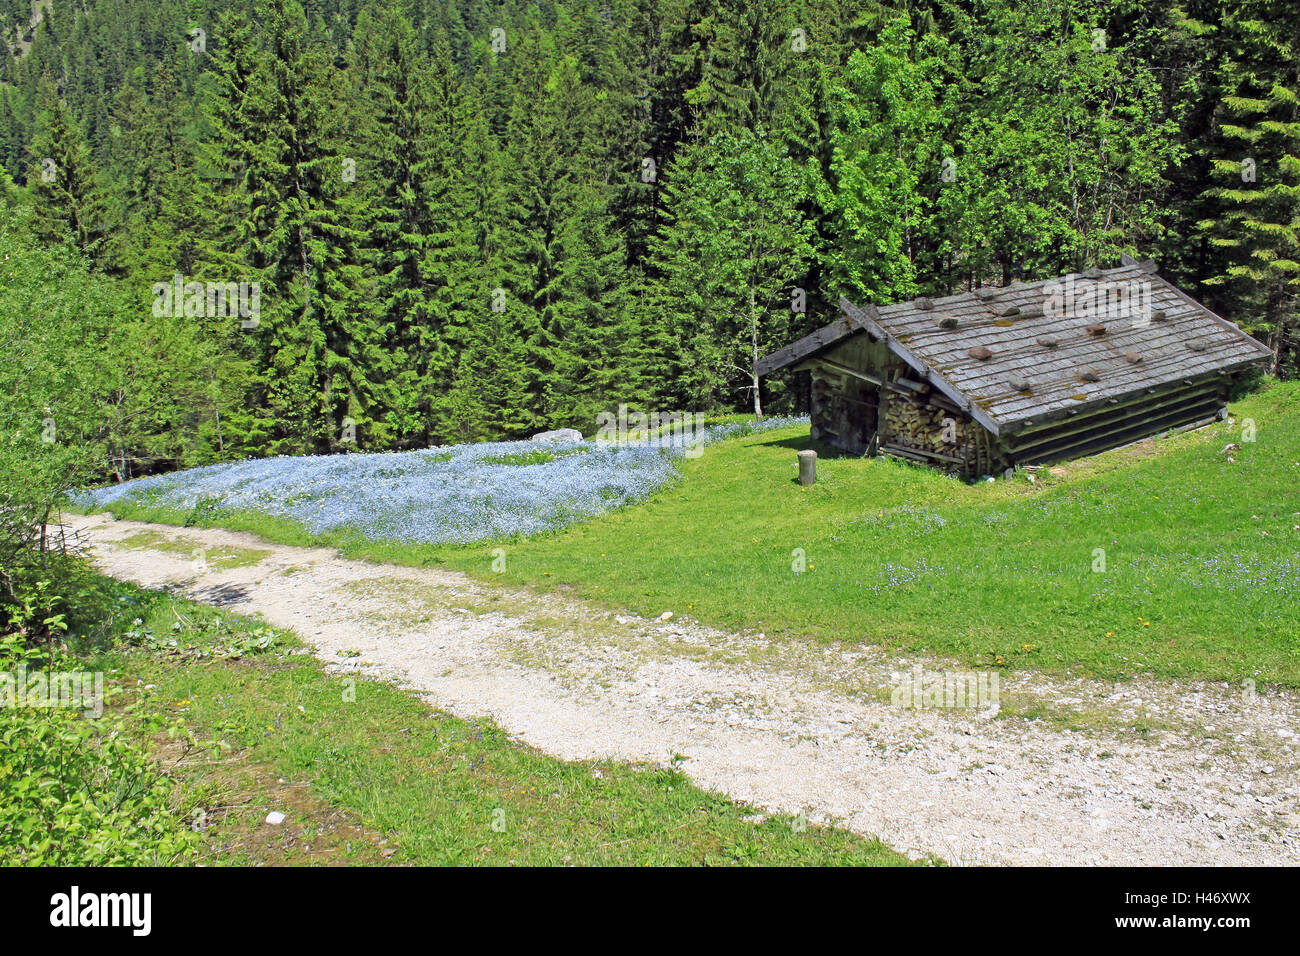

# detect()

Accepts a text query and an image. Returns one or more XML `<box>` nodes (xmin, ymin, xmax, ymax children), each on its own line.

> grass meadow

<box><xmin>83</xmin><ymin>381</ymin><xmax>1300</xmax><ymax>687</ymax></box>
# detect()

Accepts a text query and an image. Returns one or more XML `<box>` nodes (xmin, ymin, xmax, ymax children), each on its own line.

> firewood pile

<box><xmin>883</xmin><ymin>395</ymin><xmax>968</xmax><ymax>455</ymax></box>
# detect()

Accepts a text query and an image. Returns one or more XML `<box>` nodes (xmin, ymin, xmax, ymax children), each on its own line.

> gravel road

<box><xmin>66</xmin><ymin>512</ymin><xmax>1300</xmax><ymax>865</ymax></box>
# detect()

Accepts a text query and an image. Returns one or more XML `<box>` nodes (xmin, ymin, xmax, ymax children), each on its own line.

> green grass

<box><xmin>479</xmin><ymin>447</ymin><xmax>589</xmax><ymax>466</ymax></box>
<box><xmin>87</xmin><ymin>381</ymin><xmax>1300</xmax><ymax>688</ymax></box>
<box><xmin>79</xmin><ymin>583</ymin><xmax>919</xmax><ymax>866</ymax></box>
<box><xmin>119</xmin><ymin>529</ymin><xmax>270</xmax><ymax>570</ymax></box>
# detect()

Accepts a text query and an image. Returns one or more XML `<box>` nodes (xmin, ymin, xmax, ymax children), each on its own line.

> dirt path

<box><xmin>66</xmin><ymin>512</ymin><xmax>1300</xmax><ymax>865</ymax></box>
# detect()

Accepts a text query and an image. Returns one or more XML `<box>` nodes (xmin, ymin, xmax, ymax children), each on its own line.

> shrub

<box><xmin>0</xmin><ymin>632</ymin><xmax>198</xmax><ymax>865</ymax></box>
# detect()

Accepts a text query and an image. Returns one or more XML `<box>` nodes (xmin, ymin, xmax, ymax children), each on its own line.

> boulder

<box><xmin>531</xmin><ymin>428</ymin><xmax>583</xmax><ymax>443</ymax></box>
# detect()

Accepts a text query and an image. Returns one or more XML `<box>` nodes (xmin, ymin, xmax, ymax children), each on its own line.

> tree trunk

<box><xmin>208</xmin><ymin>363</ymin><xmax>226</xmax><ymax>458</ymax></box>
<box><xmin>1271</xmin><ymin>311</ymin><xmax>1297</xmax><ymax>378</ymax></box>
<box><xmin>749</xmin><ymin>284</ymin><xmax>763</xmax><ymax>419</ymax></box>
<box><xmin>1265</xmin><ymin>288</ymin><xmax>1294</xmax><ymax>378</ymax></box>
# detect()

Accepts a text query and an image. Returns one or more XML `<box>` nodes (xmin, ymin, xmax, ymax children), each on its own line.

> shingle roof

<box><xmin>757</xmin><ymin>263</ymin><xmax>1272</xmax><ymax>436</ymax></box>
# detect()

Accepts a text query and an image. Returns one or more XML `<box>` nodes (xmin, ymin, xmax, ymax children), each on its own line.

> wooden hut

<box><xmin>755</xmin><ymin>261</ymin><xmax>1271</xmax><ymax>477</ymax></box>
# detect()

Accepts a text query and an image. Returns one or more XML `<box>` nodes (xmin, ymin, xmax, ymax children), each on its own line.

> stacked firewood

<box><xmin>883</xmin><ymin>395</ymin><xmax>967</xmax><ymax>454</ymax></box>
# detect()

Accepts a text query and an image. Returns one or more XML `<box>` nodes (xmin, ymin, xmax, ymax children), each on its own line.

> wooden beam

<box><xmin>814</xmin><ymin>358</ymin><xmax>885</xmax><ymax>387</ymax></box>
<box><xmin>881</xmin><ymin>442</ymin><xmax>967</xmax><ymax>465</ymax></box>
<box><xmin>840</xmin><ymin>296</ymin><xmax>1003</xmax><ymax>437</ymax></box>
<box><xmin>1003</xmin><ymin>375</ymin><xmax>1226</xmax><ymax>440</ymax></box>
<box><xmin>812</xmin><ymin>357</ymin><xmax>923</xmax><ymax>395</ymax></box>
<box><xmin>1003</xmin><ymin>383</ymin><xmax>1224</xmax><ymax>456</ymax></box>
<box><xmin>1009</xmin><ymin>398</ymin><xmax>1224</xmax><ymax>465</ymax></box>
<box><xmin>1027</xmin><ymin>409</ymin><xmax>1223</xmax><ymax>465</ymax></box>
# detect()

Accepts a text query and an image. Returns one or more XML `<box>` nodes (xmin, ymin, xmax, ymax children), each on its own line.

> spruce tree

<box><xmin>28</xmin><ymin>77</ymin><xmax>107</xmax><ymax>262</ymax></box>
<box><xmin>1202</xmin><ymin>0</ymin><xmax>1300</xmax><ymax>376</ymax></box>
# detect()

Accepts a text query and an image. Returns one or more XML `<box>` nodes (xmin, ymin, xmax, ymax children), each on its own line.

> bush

<box><xmin>0</xmin><ymin>203</ymin><xmax>227</xmax><ymax>635</ymax></box>
<box><xmin>0</xmin><ymin>632</ymin><xmax>199</xmax><ymax>865</ymax></box>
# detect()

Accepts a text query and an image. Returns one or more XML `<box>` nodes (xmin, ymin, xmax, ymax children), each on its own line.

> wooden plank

<box><xmin>881</xmin><ymin>442</ymin><xmax>967</xmax><ymax>465</ymax></box>
<box><xmin>880</xmin><ymin>445</ymin><xmax>930</xmax><ymax>463</ymax></box>
<box><xmin>1003</xmin><ymin>383</ymin><xmax>1224</xmax><ymax>455</ymax></box>
<box><xmin>1008</xmin><ymin>398</ymin><xmax>1224</xmax><ymax>465</ymax></box>
<box><xmin>1001</xmin><ymin>374</ymin><xmax>1227</xmax><ymax>440</ymax></box>
<box><xmin>755</xmin><ymin>315</ymin><xmax>860</xmax><ymax>377</ymax></box>
<box><xmin>1154</xmin><ymin>273</ymin><xmax>1274</xmax><ymax>360</ymax></box>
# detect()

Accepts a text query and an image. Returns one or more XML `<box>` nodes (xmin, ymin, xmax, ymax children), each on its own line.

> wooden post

<box><xmin>797</xmin><ymin>449</ymin><xmax>817</xmax><ymax>485</ymax></box>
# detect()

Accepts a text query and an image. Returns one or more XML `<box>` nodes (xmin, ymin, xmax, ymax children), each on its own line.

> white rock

<box><xmin>531</xmin><ymin>428</ymin><xmax>583</xmax><ymax>442</ymax></box>
<box><xmin>265</xmin><ymin>811</ymin><xmax>286</xmax><ymax>825</ymax></box>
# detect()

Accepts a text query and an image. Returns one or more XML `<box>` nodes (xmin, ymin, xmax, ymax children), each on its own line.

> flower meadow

<box><xmin>74</xmin><ymin>418</ymin><xmax>807</xmax><ymax>546</ymax></box>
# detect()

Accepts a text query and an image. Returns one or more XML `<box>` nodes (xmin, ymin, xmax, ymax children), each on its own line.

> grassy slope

<box><xmin>94</xmin><ymin>382</ymin><xmax>1300</xmax><ymax>687</ymax></box>
<box><xmin>83</xmin><ymin>585</ymin><xmax>916</xmax><ymax>866</ymax></box>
